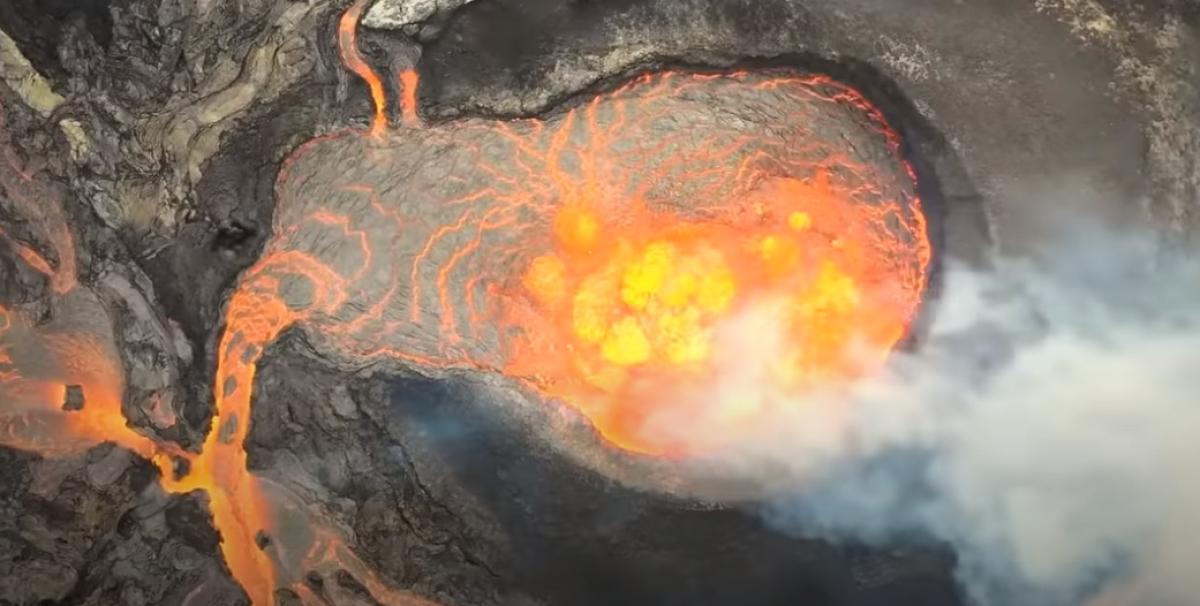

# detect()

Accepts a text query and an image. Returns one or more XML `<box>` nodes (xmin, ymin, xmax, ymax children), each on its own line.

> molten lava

<box><xmin>189</xmin><ymin>13</ymin><xmax>930</xmax><ymax>596</ymax></box>
<box><xmin>0</xmin><ymin>1</ymin><xmax>931</xmax><ymax>603</ymax></box>
<box><xmin>0</xmin><ymin>107</ymin><xmax>163</xmax><ymax>462</ymax></box>
<box><xmin>507</xmin><ymin>174</ymin><xmax>926</xmax><ymax>454</ymax></box>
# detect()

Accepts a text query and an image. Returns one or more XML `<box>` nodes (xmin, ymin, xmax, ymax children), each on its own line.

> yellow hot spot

<box><xmin>524</xmin><ymin>254</ymin><xmax>567</xmax><ymax>306</ymax></box>
<box><xmin>779</xmin><ymin>263</ymin><xmax>862</xmax><ymax>374</ymax></box>
<box><xmin>759</xmin><ymin>235</ymin><xmax>779</xmax><ymax>259</ymax></box>
<box><xmin>620</xmin><ymin>241</ymin><xmax>676</xmax><ymax>311</ymax></box>
<box><xmin>654</xmin><ymin>307</ymin><xmax>710</xmax><ymax>364</ymax></box>
<box><xmin>601</xmin><ymin>316</ymin><xmax>651</xmax><ymax>365</ymax></box>
<box><xmin>758</xmin><ymin>235</ymin><xmax>800</xmax><ymax>276</ymax></box>
<box><xmin>788</xmin><ymin>211</ymin><xmax>812</xmax><ymax>231</ymax></box>
<box><xmin>696</xmin><ymin>267</ymin><xmax>736</xmax><ymax>313</ymax></box>
<box><xmin>660</xmin><ymin>271</ymin><xmax>699</xmax><ymax>308</ymax></box>
<box><xmin>554</xmin><ymin>206</ymin><xmax>600</xmax><ymax>252</ymax></box>
<box><xmin>806</xmin><ymin>261</ymin><xmax>860</xmax><ymax>314</ymax></box>
<box><xmin>573</xmin><ymin>271</ymin><xmax>618</xmax><ymax>344</ymax></box>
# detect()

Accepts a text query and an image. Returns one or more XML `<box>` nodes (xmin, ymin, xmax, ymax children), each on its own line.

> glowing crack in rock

<box><xmin>0</xmin><ymin>1</ymin><xmax>931</xmax><ymax>603</ymax></box>
<box><xmin>263</xmin><ymin>72</ymin><xmax>932</xmax><ymax>457</ymax></box>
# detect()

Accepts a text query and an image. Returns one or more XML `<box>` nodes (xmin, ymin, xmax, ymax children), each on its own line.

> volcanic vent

<box><xmin>199</xmin><ymin>63</ymin><xmax>932</xmax><ymax>604</ymax></box>
<box><xmin>0</xmin><ymin>1</ymin><xmax>939</xmax><ymax>604</ymax></box>
<box><xmin>5</xmin><ymin>0</ymin><xmax>1200</xmax><ymax>603</ymax></box>
<box><xmin>263</xmin><ymin>70</ymin><xmax>932</xmax><ymax>457</ymax></box>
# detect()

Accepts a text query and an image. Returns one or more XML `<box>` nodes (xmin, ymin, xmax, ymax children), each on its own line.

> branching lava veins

<box><xmin>0</xmin><ymin>2</ymin><xmax>931</xmax><ymax>604</ymax></box>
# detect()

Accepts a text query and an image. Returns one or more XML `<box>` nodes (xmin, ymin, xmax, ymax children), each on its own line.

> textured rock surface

<box><xmin>0</xmin><ymin>446</ymin><xmax>245</xmax><ymax>605</ymax></box>
<box><xmin>245</xmin><ymin>334</ymin><xmax>961</xmax><ymax>606</ymax></box>
<box><xmin>0</xmin><ymin>0</ymin><xmax>1196</xmax><ymax>605</ymax></box>
<box><xmin>364</xmin><ymin>0</ymin><xmax>476</xmax><ymax>30</ymax></box>
<box><xmin>417</xmin><ymin>0</ymin><xmax>1199</xmax><ymax>252</ymax></box>
<box><xmin>265</xmin><ymin>69</ymin><xmax>927</xmax><ymax>369</ymax></box>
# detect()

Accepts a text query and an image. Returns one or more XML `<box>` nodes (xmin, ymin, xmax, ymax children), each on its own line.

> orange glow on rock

<box><xmin>504</xmin><ymin>173</ymin><xmax>928</xmax><ymax>455</ymax></box>
<box><xmin>0</xmin><ymin>6</ymin><xmax>435</xmax><ymax>602</ymax></box>
<box><xmin>0</xmin><ymin>307</ymin><xmax>168</xmax><ymax>459</ymax></box>
<box><xmin>156</xmin><ymin>252</ymin><xmax>348</xmax><ymax>605</ymax></box>
<box><xmin>0</xmin><ymin>4</ymin><xmax>933</xmax><ymax>601</ymax></box>
<box><xmin>256</xmin><ymin>67</ymin><xmax>932</xmax><ymax>461</ymax></box>
<box><xmin>339</xmin><ymin>0</ymin><xmax>389</xmax><ymax>138</ymax></box>
<box><xmin>0</xmin><ymin>110</ymin><xmax>76</xmax><ymax>295</ymax></box>
<box><xmin>0</xmin><ymin>108</ymin><xmax>159</xmax><ymax>460</ymax></box>
<box><xmin>399</xmin><ymin>69</ymin><xmax>422</xmax><ymax>127</ymax></box>
<box><xmin>553</xmin><ymin>205</ymin><xmax>601</xmax><ymax>254</ymax></box>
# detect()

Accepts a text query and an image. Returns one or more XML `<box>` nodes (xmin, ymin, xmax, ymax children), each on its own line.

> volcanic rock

<box><xmin>62</xmin><ymin>385</ymin><xmax>85</xmax><ymax>411</ymax></box>
<box><xmin>0</xmin><ymin>1</ymin><xmax>1196</xmax><ymax>606</ymax></box>
<box><xmin>364</xmin><ymin>0</ymin><xmax>477</xmax><ymax>30</ymax></box>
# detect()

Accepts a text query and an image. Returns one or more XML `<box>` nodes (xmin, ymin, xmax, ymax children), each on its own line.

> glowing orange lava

<box><xmin>257</xmin><ymin>55</ymin><xmax>931</xmax><ymax>462</ymax></box>
<box><xmin>0</xmin><ymin>107</ymin><xmax>162</xmax><ymax>461</ymax></box>
<box><xmin>339</xmin><ymin>0</ymin><xmax>389</xmax><ymax>138</ymax></box>
<box><xmin>399</xmin><ymin>68</ymin><xmax>421</xmax><ymax>127</ymax></box>
<box><xmin>505</xmin><ymin>173</ymin><xmax>927</xmax><ymax>454</ymax></box>
<box><xmin>0</xmin><ymin>1</ymin><xmax>932</xmax><ymax>603</ymax></box>
<box><xmin>0</xmin><ymin>5</ymin><xmax>433</xmax><ymax>603</ymax></box>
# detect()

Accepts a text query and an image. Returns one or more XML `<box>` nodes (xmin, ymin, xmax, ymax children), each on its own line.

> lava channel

<box><xmin>0</xmin><ymin>1</ymin><xmax>932</xmax><ymax>603</ymax></box>
<box><xmin>185</xmin><ymin>13</ymin><xmax>931</xmax><ymax>594</ymax></box>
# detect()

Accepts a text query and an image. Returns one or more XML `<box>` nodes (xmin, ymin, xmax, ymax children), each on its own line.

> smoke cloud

<box><xmin>662</xmin><ymin>230</ymin><xmax>1200</xmax><ymax>606</ymax></box>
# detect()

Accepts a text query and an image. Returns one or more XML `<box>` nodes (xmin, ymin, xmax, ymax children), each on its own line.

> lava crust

<box><xmin>264</xmin><ymin>69</ymin><xmax>931</xmax><ymax>454</ymax></box>
<box><xmin>177</xmin><ymin>62</ymin><xmax>931</xmax><ymax>601</ymax></box>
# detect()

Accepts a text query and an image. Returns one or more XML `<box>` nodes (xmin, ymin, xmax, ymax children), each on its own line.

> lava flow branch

<box><xmin>0</xmin><ymin>1</ymin><xmax>931</xmax><ymax>604</ymax></box>
<box><xmin>166</xmin><ymin>3</ymin><xmax>932</xmax><ymax>599</ymax></box>
<box><xmin>0</xmin><ymin>106</ymin><xmax>170</xmax><ymax>462</ymax></box>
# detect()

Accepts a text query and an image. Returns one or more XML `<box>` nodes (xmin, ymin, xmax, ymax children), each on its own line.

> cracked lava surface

<box><xmin>0</xmin><ymin>2</ymin><xmax>931</xmax><ymax>604</ymax></box>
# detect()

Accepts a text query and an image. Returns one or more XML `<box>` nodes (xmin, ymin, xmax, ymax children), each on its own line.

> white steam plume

<box><xmin>659</xmin><ymin>231</ymin><xmax>1200</xmax><ymax>606</ymax></box>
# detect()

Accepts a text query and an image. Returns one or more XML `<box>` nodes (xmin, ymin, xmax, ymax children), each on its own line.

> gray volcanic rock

<box><xmin>364</xmin><ymin>0</ymin><xmax>477</xmax><ymax>30</ymax></box>
<box><xmin>245</xmin><ymin>334</ymin><xmax>961</xmax><ymax>606</ymax></box>
<box><xmin>417</xmin><ymin>0</ymin><xmax>1199</xmax><ymax>252</ymax></box>
<box><xmin>0</xmin><ymin>1</ymin><xmax>1196</xmax><ymax>605</ymax></box>
<box><xmin>0</xmin><ymin>446</ymin><xmax>244</xmax><ymax>605</ymax></box>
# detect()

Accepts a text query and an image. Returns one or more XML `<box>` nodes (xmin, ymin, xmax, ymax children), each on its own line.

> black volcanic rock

<box><xmin>62</xmin><ymin>385</ymin><xmax>85</xmax><ymax>411</ymax></box>
<box><xmin>0</xmin><ymin>1</ymin><xmax>1196</xmax><ymax>605</ymax></box>
<box><xmin>0</xmin><ymin>445</ymin><xmax>245</xmax><ymax>605</ymax></box>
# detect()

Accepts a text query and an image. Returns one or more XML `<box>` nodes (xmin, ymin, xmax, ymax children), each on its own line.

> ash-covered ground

<box><xmin>0</xmin><ymin>1</ymin><xmax>1196</xmax><ymax>605</ymax></box>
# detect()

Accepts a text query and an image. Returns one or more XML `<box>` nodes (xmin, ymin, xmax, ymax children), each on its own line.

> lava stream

<box><xmin>0</xmin><ymin>1</ymin><xmax>932</xmax><ymax>603</ymax></box>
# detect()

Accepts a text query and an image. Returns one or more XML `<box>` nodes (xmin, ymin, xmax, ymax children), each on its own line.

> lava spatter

<box><xmin>0</xmin><ymin>1</ymin><xmax>931</xmax><ymax>602</ymax></box>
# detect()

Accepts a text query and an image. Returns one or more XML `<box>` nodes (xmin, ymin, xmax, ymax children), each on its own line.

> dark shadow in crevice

<box><xmin>0</xmin><ymin>0</ymin><xmax>114</xmax><ymax>83</ymax></box>
<box><xmin>381</xmin><ymin>372</ymin><xmax>965</xmax><ymax>606</ymax></box>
